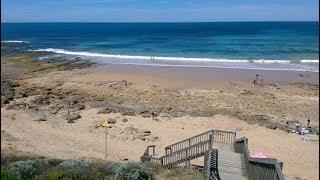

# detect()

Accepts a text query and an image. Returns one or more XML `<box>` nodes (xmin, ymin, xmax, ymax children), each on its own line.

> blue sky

<box><xmin>1</xmin><ymin>0</ymin><xmax>319</xmax><ymax>22</ymax></box>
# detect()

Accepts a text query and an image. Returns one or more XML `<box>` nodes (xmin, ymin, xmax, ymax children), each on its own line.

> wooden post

<box><xmin>186</xmin><ymin>139</ymin><xmax>191</xmax><ymax>167</ymax></box>
<box><xmin>105</xmin><ymin>128</ymin><xmax>108</xmax><ymax>160</ymax></box>
<box><xmin>209</xmin><ymin>134</ymin><xmax>213</xmax><ymax>150</ymax></box>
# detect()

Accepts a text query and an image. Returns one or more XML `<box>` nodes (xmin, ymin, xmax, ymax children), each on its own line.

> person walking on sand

<box><xmin>307</xmin><ymin>118</ymin><xmax>311</xmax><ymax>132</ymax></box>
<box><xmin>254</xmin><ymin>74</ymin><xmax>259</xmax><ymax>84</ymax></box>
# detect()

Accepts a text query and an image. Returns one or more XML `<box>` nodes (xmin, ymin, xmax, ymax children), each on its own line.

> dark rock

<box><xmin>33</xmin><ymin>116</ymin><xmax>47</xmax><ymax>122</ymax></box>
<box><xmin>107</xmin><ymin>118</ymin><xmax>117</xmax><ymax>124</ymax></box>
<box><xmin>73</xmin><ymin>103</ymin><xmax>85</xmax><ymax>110</ymax></box>
<box><xmin>32</xmin><ymin>95</ymin><xmax>50</xmax><ymax>105</ymax></box>
<box><xmin>154</xmin><ymin>118</ymin><xmax>161</xmax><ymax>122</ymax></box>
<box><xmin>267</xmin><ymin>125</ymin><xmax>277</xmax><ymax>130</ymax></box>
<box><xmin>14</xmin><ymin>87</ymin><xmax>28</xmax><ymax>99</ymax></box>
<box><xmin>66</xmin><ymin>112</ymin><xmax>81</xmax><ymax>123</ymax></box>
<box><xmin>120</xmin><ymin>108</ymin><xmax>135</xmax><ymax>116</ymax></box>
<box><xmin>133</xmin><ymin>134</ymin><xmax>146</xmax><ymax>141</ymax></box>
<box><xmin>67</xmin><ymin>119</ymin><xmax>75</xmax><ymax>123</ymax></box>
<box><xmin>124</xmin><ymin>127</ymin><xmax>139</xmax><ymax>135</ymax></box>
<box><xmin>97</xmin><ymin>108</ymin><xmax>114</xmax><ymax>114</ymax></box>
<box><xmin>150</xmin><ymin>108</ymin><xmax>161</xmax><ymax>117</ymax></box>
<box><xmin>1</xmin><ymin>77</ymin><xmax>15</xmax><ymax>105</ymax></box>
<box><xmin>142</xmin><ymin>131</ymin><xmax>151</xmax><ymax>136</ymax></box>
<box><xmin>142</xmin><ymin>113</ymin><xmax>151</xmax><ymax>118</ymax></box>
<box><xmin>147</xmin><ymin>136</ymin><xmax>159</xmax><ymax>142</ymax></box>
<box><xmin>169</xmin><ymin>109</ymin><xmax>185</xmax><ymax>118</ymax></box>
<box><xmin>241</xmin><ymin>90</ymin><xmax>254</xmax><ymax>95</ymax></box>
<box><xmin>121</xmin><ymin>118</ymin><xmax>128</xmax><ymax>123</ymax></box>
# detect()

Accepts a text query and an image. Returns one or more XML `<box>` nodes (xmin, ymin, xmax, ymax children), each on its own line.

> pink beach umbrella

<box><xmin>252</xmin><ymin>152</ymin><xmax>268</xmax><ymax>158</ymax></box>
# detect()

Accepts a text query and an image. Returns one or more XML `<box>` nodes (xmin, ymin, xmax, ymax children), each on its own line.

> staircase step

<box><xmin>219</xmin><ymin>171</ymin><xmax>248</xmax><ymax>180</ymax></box>
<box><xmin>219</xmin><ymin>163</ymin><xmax>246</xmax><ymax>168</ymax></box>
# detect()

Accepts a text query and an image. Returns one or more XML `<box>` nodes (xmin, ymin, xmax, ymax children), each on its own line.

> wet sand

<box><xmin>94</xmin><ymin>64</ymin><xmax>319</xmax><ymax>89</ymax></box>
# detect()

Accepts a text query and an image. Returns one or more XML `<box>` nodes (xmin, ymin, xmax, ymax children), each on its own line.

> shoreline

<box><xmin>33</xmin><ymin>48</ymin><xmax>320</xmax><ymax>72</ymax></box>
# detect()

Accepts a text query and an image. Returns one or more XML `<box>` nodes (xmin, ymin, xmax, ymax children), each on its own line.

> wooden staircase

<box><xmin>218</xmin><ymin>151</ymin><xmax>248</xmax><ymax>180</ymax></box>
<box><xmin>141</xmin><ymin>129</ymin><xmax>285</xmax><ymax>180</ymax></box>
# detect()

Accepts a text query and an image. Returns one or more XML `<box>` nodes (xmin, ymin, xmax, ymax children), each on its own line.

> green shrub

<box><xmin>104</xmin><ymin>162</ymin><xmax>152</xmax><ymax>180</ymax></box>
<box><xmin>45</xmin><ymin>158</ymin><xmax>63</xmax><ymax>167</ymax></box>
<box><xmin>102</xmin><ymin>162</ymin><xmax>120</xmax><ymax>176</ymax></box>
<box><xmin>1</xmin><ymin>168</ymin><xmax>18</xmax><ymax>180</ymax></box>
<box><xmin>38</xmin><ymin>169</ymin><xmax>103</xmax><ymax>180</ymax></box>
<box><xmin>59</xmin><ymin>159</ymin><xmax>88</xmax><ymax>169</ymax></box>
<box><xmin>8</xmin><ymin>158</ymin><xmax>49</xmax><ymax>179</ymax></box>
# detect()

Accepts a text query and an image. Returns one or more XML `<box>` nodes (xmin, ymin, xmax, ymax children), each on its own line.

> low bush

<box><xmin>45</xmin><ymin>158</ymin><xmax>63</xmax><ymax>167</ymax></box>
<box><xmin>1</xmin><ymin>167</ymin><xmax>18</xmax><ymax>180</ymax></box>
<box><xmin>1</xmin><ymin>158</ymin><xmax>153</xmax><ymax>180</ymax></box>
<box><xmin>59</xmin><ymin>159</ymin><xmax>88</xmax><ymax>169</ymax></box>
<box><xmin>8</xmin><ymin>158</ymin><xmax>50</xmax><ymax>179</ymax></box>
<box><xmin>104</xmin><ymin>162</ymin><xmax>152</xmax><ymax>180</ymax></box>
<box><xmin>37</xmin><ymin>169</ymin><xmax>103</xmax><ymax>180</ymax></box>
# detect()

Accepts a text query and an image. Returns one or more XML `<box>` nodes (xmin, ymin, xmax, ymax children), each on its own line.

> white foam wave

<box><xmin>34</xmin><ymin>48</ymin><xmax>319</xmax><ymax>65</ymax></box>
<box><xmin>2</xmin><ymin>40</ymin><xmax>30</xmax><ymax>43</ymax></box>
<box><xmin>300</xmin><ymin>60</ymin><xmax>319</xmax><ymax>63</ymax></box>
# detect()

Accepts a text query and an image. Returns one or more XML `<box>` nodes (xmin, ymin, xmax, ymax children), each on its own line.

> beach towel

<box><xmin>252</xmin><ymin>152</ymin><xmax>268</xmax><ymax>158</ymax></box>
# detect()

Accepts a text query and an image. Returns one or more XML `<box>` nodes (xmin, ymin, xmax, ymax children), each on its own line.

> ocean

<box><xmin>1</xmin><ymin>22</ymin><xmax>319</xmax><ymax>71</ymax></box>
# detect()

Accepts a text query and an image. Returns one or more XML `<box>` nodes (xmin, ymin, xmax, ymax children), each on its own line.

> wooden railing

<box><xmin>234</xmin><ymin>138</ymin><xmax>285</xmax><ymax>180</ymax></box>
<box><xmin>142</xmin><ymin>131</ymin><xmax>235</xmax><ymax>168</ymax></box>
<box><xmin>162</xmin><ymin>139</ymin><xmax>210</xmax><ymax>166</ymax></box>
<box><xmin>165</xmin><ymin>130</ymin><xmax>236</xmax><ymax>154</ymax></box>
<box><xmin>204</xmin><ymin>149</ymin><xmax>220</xmax><ymax>180</ymax></box>
<box><xmin>140</xmin><ymin>145</ymin><xmax>157</xmax><ymax>162</ymax></box>
<box><xmin>142</xmin><ymin>130</ymin><xmax>236</xmax><ymax>168</ymax></box>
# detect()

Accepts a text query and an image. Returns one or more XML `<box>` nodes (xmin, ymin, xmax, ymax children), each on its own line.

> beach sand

<box><xmin>1</xmin><ymin>57</ymin><xmax>319</xmax><ymax>180</ymax></box>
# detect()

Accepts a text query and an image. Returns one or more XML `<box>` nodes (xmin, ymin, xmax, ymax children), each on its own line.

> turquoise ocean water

<box><xmin>1</xmin><ymin>22</ymin><xmax>319</xmax><ymax>71</ymax></box>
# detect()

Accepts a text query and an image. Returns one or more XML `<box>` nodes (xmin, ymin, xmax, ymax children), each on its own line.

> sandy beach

<box><xmin>1</xmin><ymin>52</ymin><xmax>319</xmax><ymax>180</ymax></box>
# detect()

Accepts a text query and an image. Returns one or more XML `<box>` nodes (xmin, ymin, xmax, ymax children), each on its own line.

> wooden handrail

<box><xmin>162</xmin><ymin>139</ymin><xmax>211</xmax><ymax>166</ymax></box>
<box><xmin>165</xmin><ymin>129</ymin><xmax>236</xmax><ymax>154</ymax></box>
<box><xmin>234</xmin><ymin>138</ymin><xmax>285</xmax><ymax>180</ymax></box>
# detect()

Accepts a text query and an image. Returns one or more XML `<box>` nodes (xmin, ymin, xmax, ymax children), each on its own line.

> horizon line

<box><xmin>1</xmin><ymin>20</ymin><xmax>319</xmax><ymax>23</ymax></box>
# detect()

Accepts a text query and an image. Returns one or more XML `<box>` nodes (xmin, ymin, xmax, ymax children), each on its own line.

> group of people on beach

<box><xmin>285</xmin><ymin>118</ymin><xmax>314</xmax><ymax>141</ymax></box>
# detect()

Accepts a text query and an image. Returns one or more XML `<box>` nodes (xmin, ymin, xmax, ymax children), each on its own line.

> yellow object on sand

<box><xmin>101</xmin><ymin>121</ymin><xmax>110</xmax><ymax>128</ymax></box>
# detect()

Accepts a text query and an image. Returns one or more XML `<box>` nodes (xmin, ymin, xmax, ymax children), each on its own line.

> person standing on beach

<box><xmin>254</xmin><ymin>74</ymin><xmax>259</xmax><ymax>84</ymax></box>
<box><xmin>294</xmin><ymin>121</ymin><xmax>300</xmax><ymax>133</ymax></box>
<box><xmin>307</xmin><ymin>118</ymin><xmax>311</xmax><ymax>132</ymax></box>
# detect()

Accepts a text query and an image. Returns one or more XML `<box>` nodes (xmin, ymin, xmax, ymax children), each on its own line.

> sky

<box><xmin>1</xmin><ymin>0</ymin><xmax>319</xmax><ymax>22</ymax></box>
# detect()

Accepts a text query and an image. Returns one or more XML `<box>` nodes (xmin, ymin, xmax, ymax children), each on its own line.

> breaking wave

<box><xmin>34</xmin><ymin>48</ymin><xmax>318</xmax><ymax>64</ymax></box>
